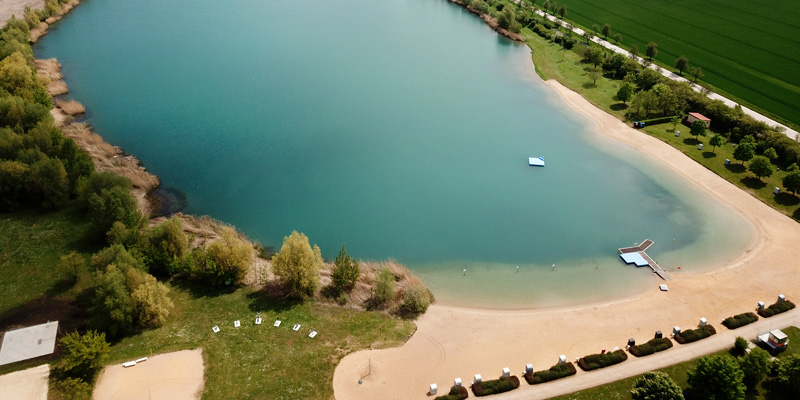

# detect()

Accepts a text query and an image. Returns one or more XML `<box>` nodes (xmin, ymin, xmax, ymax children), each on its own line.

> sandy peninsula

<box><xmin>332</xmin><ymin>78</ymin><xmax>800</xmax><ymax>399</ymax></box>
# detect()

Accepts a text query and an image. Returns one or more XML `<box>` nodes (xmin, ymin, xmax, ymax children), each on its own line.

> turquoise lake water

<box><xmin>35</xmin><ymin>0</ymin><xmax>754</xmax><ymax>308</ymax></box>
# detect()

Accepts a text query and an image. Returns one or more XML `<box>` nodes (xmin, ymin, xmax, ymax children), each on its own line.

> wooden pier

<box><xmin>619</xmin><ymin>239</ymin><xmax>671</xmax><ymax>281</ymax></box>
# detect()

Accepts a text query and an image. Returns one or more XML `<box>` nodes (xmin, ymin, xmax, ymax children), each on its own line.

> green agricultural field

<box><xmin>550</xmin><ymin>0</ymin><xmax>800</xmax><ymax>129</ymax></box>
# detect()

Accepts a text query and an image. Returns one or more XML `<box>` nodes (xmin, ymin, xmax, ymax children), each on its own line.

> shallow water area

<box><xmin>35</xmin><ymin>0</ymin><xmax>754</xmax><ymax>308</ymax></box>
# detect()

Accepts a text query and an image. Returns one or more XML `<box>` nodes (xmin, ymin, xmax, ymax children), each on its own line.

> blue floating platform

<box><xmin>620</xmin><ymin>252</ymin><xmax>649</xmax><ymax>267</ymax></box>
<box><xmin>529</xmin><ymin>156</ymin><xmax>545</xmax><ymax>167</ymax></box>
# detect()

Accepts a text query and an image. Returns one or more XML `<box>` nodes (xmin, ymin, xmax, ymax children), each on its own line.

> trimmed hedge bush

<box><xmin>758</xmin><ymin>301</ymin><xmax>795</xmax><ymax>318</ymax></box>
<box><xmin>471</xmin><ymin>376</ymin><xmax>519</xmax><ymax>397</ymax></box>
<box><xmin>722</xmin><ymin>312</ymin><xmax>759</xmax><ymax>329</ymax></box>
<box><xmin>639</xmin><ymin>115</ymin><xmax>679</xmax><ymax>126</ymax></box>
<box><xmin>523</xmin><ymin>362</ymin><xmax>576</xmax><ymax>384</ymax></box>
<box><xmin>435</xmin><ymin>385</ymin><xmax>468</xmax><ymax>400</ymax></box>
<box><xmin>577</xmin><ymin>349</ymin><xmax>628</xmax><ymax>371</ymax></box>
<box><xmin>674</xmin><ymin>325</ymin><xmax>716</xmax><ymax>344</ymax></box>
<box><xmin>629</xmin><ymin>337</ymin><xmax>673</xmax><ymax>357</ymax></box>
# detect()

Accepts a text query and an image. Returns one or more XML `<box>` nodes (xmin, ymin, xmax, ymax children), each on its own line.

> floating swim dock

<box><xmin>619</xmin><ymin>239</ymin><xmax>671</xmax><ymax>281</ymax></box>
<box><xmin>528</xmin><ymin>156</ymin><xmax>545</xmax><ymax>167</ymax></box>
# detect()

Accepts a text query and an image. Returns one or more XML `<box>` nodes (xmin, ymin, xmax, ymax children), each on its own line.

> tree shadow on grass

<box><xmin>793</xmin><ymin>207</ymin><xmax>800</xmax><ymax>221</ymax></box>
<box><xmin>610</xmin><ymin>103</ymin><xmax>628</xmax><ymax>111</ymax></box>
<box><xmin>171</xmin><ymin>279</ymin><xmax>238</xmax><ymax>300</ymax></box>
<box><xmin>682</xmin><ymin>137</ymin><xmax>701</xmax><ymax>146</ymax></box>
<box><xmin>726</xmin><ymin>163</ymin><xmax>746</xmax><ymax>173</ymax></box>
<box><xmin>45</xmin><ymin>277</ymin><xmax>77</xmax><ymax>297</ymax></box>
<box><xmin>775</xmin><ymin>193</ymin><xmax>800</xmax><ymax>207</ymax></box>
<box><xmin>582</xmin><ymin>82</ymin><xmax>597</xmax><ymax>89</ymax></box>
<box><xmin>741</xmin><ymin>177</ymin><xmax>767</xmax><ymax>190</ymax></box>
<box><xmin>245</xmin><ymin>288</ymin><xmax>302</xmax><ymax>314</ymax></box>
<box><xmin>702</xmin><ymin>151</ymin><xmax>717</xmax><ymax>159</ymax></box>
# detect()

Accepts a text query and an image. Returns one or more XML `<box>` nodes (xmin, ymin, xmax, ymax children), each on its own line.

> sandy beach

<box><xmin>92</xmin><ymin>349</ymin><xmax>204</xmax><ymax>400</ymax></box>
<box><xmin>332</xmin><ymin>79</ymin><xmax>800</xmax><ymax>399</ymax></box>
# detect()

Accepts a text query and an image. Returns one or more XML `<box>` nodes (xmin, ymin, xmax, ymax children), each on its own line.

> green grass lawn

<box><xmin>0</xmin><ymin>206</ymin><xmax>99</xmax><ymax>315</ymax></box>
<box><xmin>552</xmin><ymin>326</ymin><xmax>800</xmax><ymax>400</ymax></box>
<box><xmin>539</xmin><ymin>0</ymin><xmax>800</xmax><ymax>129</ymax></box>
<box><xmin>640</xmin><ymin>123</ymin><xmax>800</xmax><ymax>220</ymax></box>
<box><xmin>0</xmin><ymin>210</ymin><xmax>416</xmax><ymax>399</ymax></box>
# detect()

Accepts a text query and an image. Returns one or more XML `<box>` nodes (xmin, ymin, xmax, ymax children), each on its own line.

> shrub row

<box><xmin>758</xmin><ymin>300</ymin><xmax>796</xmax><ymax>318</ymax></box>
<box><xmin>638</xmin><ymin>115</ymin><xmax>679</xmax><ymax>126</ymax></box>
<box><xmin>722</xmin><ymin>312</ymin><xmax>759</xmax><ymax>329</ymax></box>
<box><xmin>577</xmin><ymin>349</ymin><xmax>627</xmax><ymax>371</ymax></box>
<box><xmin>532</xmin><ymin>24</ymin><xmax>553</xmax><ymax>40</ymax></box>
<box><xmin>674</xmin><ymin>325</ymin><xmax>716</xmax><ymax>344</ymax></box>
<box><xmin>523</xmin><ymin>362</ymin><xmax>576</xmax><ymax>384</ymax></box>
<box><xmin>629</xmin><ymin>337</ymin><xmax>673</xmax><ymax>357</ymax></box>
<box><xmin>434</xmin><ymin>385</ymin><xmax>468</xmax><ymax>400</ymax></box>
<box><xmin>471</xmin><ymin>376</ymin><xmax>519</xmax><ymax>397</ymax></box>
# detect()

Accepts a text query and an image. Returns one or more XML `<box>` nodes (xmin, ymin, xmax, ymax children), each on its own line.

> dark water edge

<box><xmin>148</xmin><ymin>186</ymin><xmax>188</xmax><ymax>218</ymax></box>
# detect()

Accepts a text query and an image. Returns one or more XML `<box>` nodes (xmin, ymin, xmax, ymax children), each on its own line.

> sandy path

<box><xmin>332</xmin><ymin>79</ymin><xmax>800</xmax><ymax>399</ymax></box>
<box><xmin>0</xmin><ymin>364</ymin><xmax>49</xmax><ymax>400</ymax></box>
<box><xmin>93</xmin><ymin>349</ymin><xmax>204</xmax><ymax>400</ymax></box>
<box><xmin>0</xmin><ymin>0</ymin><xmax>43</xmax><ymax>27</ymax></box>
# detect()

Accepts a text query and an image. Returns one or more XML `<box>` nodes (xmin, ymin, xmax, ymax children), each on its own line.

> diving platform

<box><xmin>619</xmin><ymin>239</ymin><xmax>671</xmax><ymax>281</ymax></box>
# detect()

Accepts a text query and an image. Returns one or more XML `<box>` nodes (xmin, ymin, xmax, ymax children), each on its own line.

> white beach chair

<box><xmin>273</xmin><ymin>319</ymin><xmax>281</xmax><ymax>327</ymax></box>
<box><xmin>309</xmin><ymin>330</ymin><xmax>317</xmax><ymax>338</ymax></box>
<box><xmin>212</xmin><ymin>325</ymin><xmax>220</xmax><ymax>333</ymax></box>
<box><xmin>293</xmin><ymin>323</ymin><xmax>301</xmax><ymax>332</ymax></box>
<box><xmin>255</xmin><ymin>317</ymin><xmax>262</xmax><ymax>325</ymax></box>
<box><xmin>234</xmin><ymin>320</ymin><xmax>241</xmax><ymax>328</ymax></box>
<box><xmin>659</xmin><ymin>284</ymin><xmax>669</xmax><ymax>292</ymax></box>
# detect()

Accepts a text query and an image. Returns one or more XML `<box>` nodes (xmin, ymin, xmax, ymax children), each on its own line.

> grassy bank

<box><xmin>0</xmin><ymin>210</ymin><xmax>416</xmax><ymax>398</ymax></box>
<box><xmin>551</xmin><ymin>326</ymin><xmax>800</xmax><ymax>400</ymax></box>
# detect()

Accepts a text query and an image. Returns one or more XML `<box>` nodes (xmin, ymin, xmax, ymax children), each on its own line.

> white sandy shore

<box><xmin>332</xmin><ymin>78</ymin><xmax>800</xmax><ymax>399</ymax></box>
<box><xmin>93</xmin><ymin>349</ymin><xmax>204</xmax><ymax>400</ymax></box>
<box><xmin>0</xmin><ymin>364</ymin><xmax>49</xmax><ymax>400</ymax></box>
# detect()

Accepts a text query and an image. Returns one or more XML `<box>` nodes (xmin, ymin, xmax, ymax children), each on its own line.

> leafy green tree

<box><xmin>373</xmin><ymin>268</ymin><xmax>396</xmax><ymax>306</ymax></box>
<box><xmin>646</xmin><ymin>42</ymin><xmax>658</xmax><ymax>60</ymax></box>
<box><xmin>687</xmin><ymin>355</ymin><xmax>745</xmax><ymax>400</ymax></box>
<box><xmin>690</xmin><ymin>120</ymin><xmax>707</xmax><ymax>138</ymax></box>
<box><xmin>709</xmin><ymin>134</ymin><xmax>723</xmax><ymax>154</ymax></box>
<box><xmin>272</xmin><ymin>231</ymin><xmax>322</xmax><ymax>298</ymax></box>
<box><xmin>602</xmin><ymin>23</ymin><xmax>611</xmax><ymax>39</ymax></box>
<box><xmin>630</xmin><ymin>44</ymin><xmax>640</xmax><ymax>59</ymax></box>
<box><xmin>748</xmin><ymin>155</ymin><xmax>773</xmax><ymax>181</ymax></box>
<box><xmin>733</xmin><ymin>143</ymin><xmax>755</xmax><ymax>165</ymax></box>
<box><xmin>690</xmin><ymin>67</ymin><xmax>703</xmax><ymax>83</ymax></box>
<box><xmin>651</xmin><ymin>83</ymin><xmax>678</xmax><ymax>116</ymax></box>
<box><xmin>733</xmin><ymin>336</ymin><xmax>748</xmax><ymax>356</ymax></box>
<box><xmin>783</xmin><ymin>170</ymin><xmax>800</xmax><ymax>195</ymax></box>
<box><xmin>332</xmin><ymin>244</ymin><xmax>360</xmax><ymax>293</ymax></box>
<box><xmin>80</xmin><ymin>172</ymin><xmax>142</xmax><ymax>235</ymax></box>
<box><xmin>631</xmin><ymin>371</ymin><xmax>684</xmax><ymax>400</ymax></box>
<box><xmin>613</xmin><ymin>33</ymin><xmax>622</xmax><ymax>44</ymax></box>
<box><xmin>776</xmin><ymin>354</ymin><xmax>800</xmax><ymax>395</ymax></box>
<box><xmin>604</xmin><ymin>53</ymin><xmax>626</xmax><ymax>76</ymax></box>
<box><xmin>130</xmin><ymin>274</ymin><xmax>174</xmax><ymax>328</ymax></box>
<box><xmin>738</xmin><ymin>347</ymin><xmax>771</xmax><ymax>389</ymax></box>
<box><xmin>675</xmin><ymin>55</ymin><xmax>689</xmax><ymax>75</ymax></box>
<box><xmin>631</xmin><ymin>90</ymin><xmax>658</xmax><ymax>118</ymax></box>
<box><xmin>557</xmin><ymin>5</ymin><xmax>566</xmax><ymax>18</ymax></box>
<box><xmin>90</xmin><ymin>244</ymin><xmax>145</xmax><ymax>272</ymax></box>
<box><xmin>592</xmin><ymin>24</ymin><xmax>600</xmax><ymax>35</ymax></box>
<box><xmin>207</xmin><ymin>227</ymin><xmax>253</xmax><ymax>285</ymax></box>
<box><xmin>59</xmin><ymin>252</ymin><xmax>85</xmax><ymax>282</ymax></box>
<box><xmin>91</xmin><ymin>265</ymin><xmax>135</xmax><ymax>337</ymax></box>
<box><xmin>588</xmin><ymin>68</ymin><xmax>600</xmax><ymax>86</ymax></box>
<box><xmin>0</xmin><ymin>160</ymin><xmax>29</xmax><ymax>210</ymax></box>
<box><xmin>616</xmin><ymin>82</ymin><xmax>634</xmax><ymax>105</ymax></box>
<box><xmin>27</xmin><ymin>157</ymin><xmax>69</xmax><ymax>210</ymax></box>
<box><xmin>583</xmin><ymin>46</ymin><xmax>604</xmax><ymax>68</ymax></box>
<box><xmin>145</xmin><ymin>217</ymin><xmax>188</xmax><ymax>276</ymax></box>
<box><xmin>637</xmin><ymin>68</ymin><xmax>661</xmax><ymax>91</ymax></box>
<box><xmin>401</xmin><ymin>284</ymin><xmax>433</xmax><ymax>316</ymax></box>
<box><xmin>763</xmin><ymin>147</ymin><xmax>778</xmax><ymax>162</ymax></box>
<box><xmin>59</xmin><ymin>330</ymin><xmax>110</xmax><ymax>380</ymax></box>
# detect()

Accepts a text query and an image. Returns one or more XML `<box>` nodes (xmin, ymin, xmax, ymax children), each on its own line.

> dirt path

<box><xmin>0</xmin><ymin>364</ymin><xmax>49</xmax><ymax>400</ymax></box>
<box><xmin>92</xmin><ymin>349</ymin><xmax>204</xmax><ymax>400</ymax></box>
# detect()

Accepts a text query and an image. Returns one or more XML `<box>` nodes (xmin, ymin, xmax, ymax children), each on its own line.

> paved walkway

<box><xmin>512</xmin><ymin>2</ymin><xmax>799</xmax><ymax>140</ymax></box>
<box><xmin>485</xmin><ymin>307</ymin><xmax>800</xmax><ymax>399</ymax></box>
